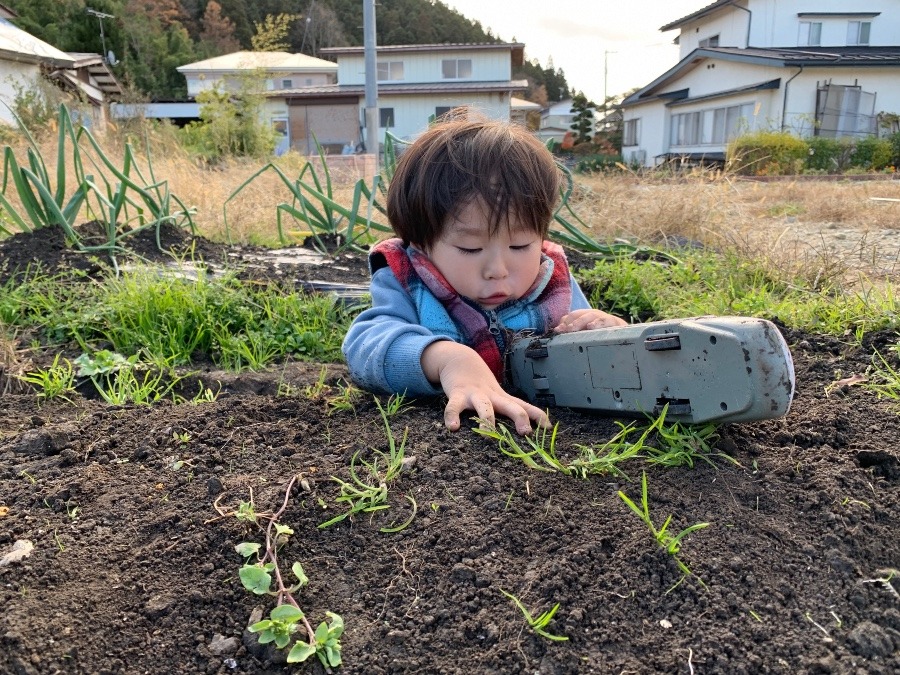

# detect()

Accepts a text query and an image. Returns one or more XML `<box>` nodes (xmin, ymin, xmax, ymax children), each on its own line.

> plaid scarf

<box><xmin>370</xmin><ymin>238</ymin><xmax>572</xmax><ymax>381</ymax></box>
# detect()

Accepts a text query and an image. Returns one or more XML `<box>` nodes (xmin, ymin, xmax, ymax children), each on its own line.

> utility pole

<box><xmin>363</xmin><ymin>0</ymin><xmax>378</xmax><ymax>173</ymax></box>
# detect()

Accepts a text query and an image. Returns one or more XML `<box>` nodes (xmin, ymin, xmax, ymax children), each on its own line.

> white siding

<box><xmin>0</xmin><ymin>62</ymin><xmax>40</xmax><ymax>125</ymax></box>
<box><xmin>676</xmin><ymin>10</ymin><xmax>751</xmax><ymax>55</ymax></box>
<box><xmin>368</xmin><ymin>92</ymin><xmax>509</xmax><ymax>144</ymax></box>
<box><xmin>622</xmin><ymin>102</ymin><xmax>667</xmax><ymax>166</ymax></box>
<box><xmin>185</xmin><ymin>71</ymin><xmax>332</xmax><ymax>97</ymax></box>
<box><xmin>337</xmin><ymin>49</ymin><xmax>511</xmax><ymax>86</ymax></box>
<box><xmin>674</xmin><ymin>0</ymin><xmax>900</xmax><ymax>56</ymax></box>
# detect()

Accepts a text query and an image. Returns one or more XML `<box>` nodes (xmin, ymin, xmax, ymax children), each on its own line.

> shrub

<box><xmin>889</xmin><ymin>132</ymin><xmax>900</xmax><ymax>168</ymax></box>
<box><xmin>805</xmin><ymin>137</ymin><xmax>852</xmax><ymax>173</ymax></box>
<box><xmin>574</xmin><ymin>154</ymin><xmax>623</xmax><ymax>174</ymax></box>
<box><xmin>851</xmin><ymin>136</ymin><xmax>893</xmax><ymax>171</ymax></box>
<box><xmin>727</xmin><ymin>131</ymin><xmax>809</xmax><ymax>175</ymax></box>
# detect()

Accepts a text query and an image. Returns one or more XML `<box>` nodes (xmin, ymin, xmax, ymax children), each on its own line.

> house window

<box><xmin>815</xmin><ymin>84</ymin><xmax>877</xmax><ymax>138</ymax></box>
<box><xmin>441</xmin><ymin>59</ymin><xmax>472</xmax><ymax>79</ymax></box>
<box><xmin>847</xmin><ymin>21</ymin><xmax>871</xmax><ymax>46</ymax></box>
<box><xmin>623</xmin><ymin>118</ymin><xmax>640</xmax><ymax>146</ymax></box>
<box><xmin>798</xmin><ymin>21</ymin><xmax>822</xmax><ymax>46</ymax></box>
<box><xmin>435</xmin><ymin>106</ymin><xmax>454</xmax><ymax>118</ymax></box>
<box><xmin>710</xmin><ymin>103</ymin><xmax>754</xmax><ymax>143</ymax></box>
<box><xmin>670</xmin><ymin>111</ymin><xmax>703</xmax><ymax>146</ymax></box>
<box><xmin>377</xmin><ymin>61</ymin><xmax>404</xmax><ymax>81</ymax></box>
<box><xmin>281</xmin><ymin>79</ymin><xmax>292</xmax><ymax>89</ymax></box>
<box><xmin>379</xmin><ymin>108</ymin><xmax>395</xmax><ymax>128</ymax></box>
<box><xmin>699</xmin><ymin>35</ymin><xmax>719</xmax><ymax>48</ymax></box>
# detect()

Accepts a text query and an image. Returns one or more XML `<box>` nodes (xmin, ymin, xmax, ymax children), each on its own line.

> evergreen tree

<box><xmin>569</xmin><ymin>92</ymin><xmax>596</xmax><ymax>144</ymax></box>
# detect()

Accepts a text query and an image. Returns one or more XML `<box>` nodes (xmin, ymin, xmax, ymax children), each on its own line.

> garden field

<box><xmin>1</xmin><ymin>165</ymin><xmax>900</xmax><ymax>674</ymax></box>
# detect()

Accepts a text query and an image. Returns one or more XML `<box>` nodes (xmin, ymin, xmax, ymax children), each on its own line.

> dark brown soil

<box><xmin>1</xmin><ymin>225</ymin><xmax>899</xmax><ymax>675</ymax></box>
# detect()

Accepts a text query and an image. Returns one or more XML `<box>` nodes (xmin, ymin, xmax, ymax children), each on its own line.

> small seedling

<box><xmin>19</xmin><ymin>353</ymin><xmax>76</xmax><ymax>402</ymax></box>
<box><xmin>474</xmin><ymin>419</ymin><xmax>568</xmax><ymax>474</ymax></box>
<box><xmin>326</xmin><ymin>380</ymin><xmax>361</xmax><ymax>414</ymax></box>
<box><xmin>618</xmin><ymin>471</ymin><xmax>709</xmax><ymax>592</ymax></box>
<box><xmin>172</xmin><ymin>430</ymin><xmax>192</xmax><ymax>445</ymax></box>
<box><xmin>318</xmin><ymin>397</ymin><xmax>414</xmax><ymax>531</ymax></box>
<box><xmin>65</xmin><ymin>500</ymin><xmax>79</xmax><ymax>520</ymax></box>
<box><xmin>500</xmin><ymin>589</ymin><xmax>568</xmax><ymax>642</ymax></box>
<box><xmin>218</xmin><ymin>476</ymin><xmax>344</xmax><ymax>667</ymax></box>
<box><xmin>301</xmin><ymin>366</ymin><xmax>330</xmax><ymax>399</ymax></box>
<box><xmin>380</xmin><ymin>392</ymin><xmax>413</xmax><ymax>418</ymax></box>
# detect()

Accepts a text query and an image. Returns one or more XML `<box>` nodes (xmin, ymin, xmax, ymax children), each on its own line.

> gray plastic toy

<box><xmin>508</xmin><ymin>317</ymin><xmax>795</xmax><ymax>424</ymax></box>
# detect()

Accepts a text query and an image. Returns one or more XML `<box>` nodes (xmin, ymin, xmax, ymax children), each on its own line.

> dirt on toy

<box><xmin>0</xmin><ymin>224</ymin><xmax>898</xmax><ymax>675</ymax></box>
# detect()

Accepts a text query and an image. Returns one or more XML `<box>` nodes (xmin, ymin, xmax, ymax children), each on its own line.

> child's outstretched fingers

<box><xmin>444</xmin><ymin>392</ymin><xmax>495</xmax><ymax>432</ymax></box>
<box><xmin>555</xmin><ymin>308</ymin><xmax>627</xmax><ymax>333</ymax></box>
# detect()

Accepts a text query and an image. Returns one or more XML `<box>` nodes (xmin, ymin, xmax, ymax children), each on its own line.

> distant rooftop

<box><xmin>660</xmin><ymin>0</ymin><xmax>735</xmax><ymax>32</ymax></box>
<box><xmin>177</xmin><ymin>51</ymin><xmax>337</xmax><ymax>73</ymax></box>
<box><xmin>0</xmin><ymin>17</ymin><xmax>73</xmax><ymax>67</ymax></box>
<box><xmin>321</xmin><ymin>42</ymin><xmax>525</xmax><ymax>67</ymax></box>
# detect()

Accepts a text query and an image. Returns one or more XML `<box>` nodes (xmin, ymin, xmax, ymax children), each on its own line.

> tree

<box><xmin>199</xmin><ymin>1</ymin><xmax>241</xmax><ymax>56</ymax></box>
<box><xmin>250</xmin><ymin>13</ymin><xmax>298</xmax><ymax>52</ymax></box>
<box><xmin>296</xmin><ymin>3</ymin><xmax>348</xmax><ymax>55</ymax></box>
<box><xmin>180</xmin><ymin>72</ymin><xmax>275</xmax><ymax>161</ymax></box>
<box><xmin>569</xmin><ymin>92</ymin><xmax>596</xmax><ymax>145</ymax></box>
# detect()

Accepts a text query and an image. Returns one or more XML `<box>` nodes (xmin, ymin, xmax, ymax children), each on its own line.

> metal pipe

<box><xmin>732</xmin><ymin>3</ymin><xmax>752</xmax><ymax>48</ymax></box>
<box><xmin>782</xmin><ymin>66</ymin><xmax>804</xmax><ymax>131</ymax></box>
<box><xmin>363</xmin><ymin>0</ymin><xmax>379</xmax><ymax>172</ymax></box>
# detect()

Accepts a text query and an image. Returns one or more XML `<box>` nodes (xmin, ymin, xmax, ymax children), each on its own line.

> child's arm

<box><xmin>342</xmin><ymin>269</ymin><xmax>446</xmax><ymax>396</ymax></box>
<box><xmin>421</xmin><ymin>341</ymin><xmax>549</xmax><ymax>435</ymax></box>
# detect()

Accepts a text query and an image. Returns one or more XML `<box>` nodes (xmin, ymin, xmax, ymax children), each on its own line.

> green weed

<box><xmin>474</xmin><ymin>420</ymin><xmax>568</xmax><ymax>474</ymax></box>
<box><xmin>19</xmin><ymin>353</ymin><xmax>76</xmax><ymax>402</ymax></box>
<box><xmin>499</xmin><ymin>589</ymin><xmax>568</xmax><ymax>642</ymax></box>
<box><xmin>217</xmin><ymin>476</ymin><xmax>344</xmax><ymax>667</ymax></box>
<box><xmin>617</xmin><ymin>472</ymin><xmax>709</xmax><ymax>592</ymax></box>
<box><xmin>318</xmin><ymin>398</ymin><xmax>414</xmax><ymax>531</ymax></box>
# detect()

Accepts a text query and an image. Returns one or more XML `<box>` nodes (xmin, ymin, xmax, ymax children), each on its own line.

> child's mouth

<box><xmin>480</xmin><ymin>293</ymin><xmax>509</xmax><ymax>306</ymax></box>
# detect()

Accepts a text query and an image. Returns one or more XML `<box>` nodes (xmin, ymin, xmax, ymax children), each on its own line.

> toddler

<box><xmin>342</xmin><ymin>116</ymin><xmax>625</xmax><ymax>434</ymax></box>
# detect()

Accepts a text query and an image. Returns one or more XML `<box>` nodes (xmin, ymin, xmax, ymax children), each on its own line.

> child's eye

<box><xmin>510</xmin><ymin>244</ymin><xmax>533</xmax><ymax>251</ymax></box>
<box><xmin>456</xmin><ymin>247</ymin><xmax>481</xmax><ymax>255</ymax></box>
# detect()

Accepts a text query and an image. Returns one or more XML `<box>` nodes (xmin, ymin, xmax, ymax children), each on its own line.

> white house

<box><xmin>0</xmin><ymin>7</ymin><xmax>121</xmax><ymax>129</ymax></box>
<box><xmin>620</xmin><ymin>0</ymin><xmax>900</xmax><ymax>166</ymax></box>
<box><xmin>117</xmin><ymin>43</ymin><xmax>527</xmax><ymax>157</ymax></box>
<box><xmin>275</xmin><ymin>42</ymin><xmax>528</xmax><ymax>154</ymax></box>
<box><xmin>176</xmin><ymin>51</ymin><xmax>337</xmax><ymax>98</ymax></box>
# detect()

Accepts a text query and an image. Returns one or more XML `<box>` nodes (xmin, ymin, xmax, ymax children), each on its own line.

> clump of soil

<box><xmin>1</xmin><ymin>225</ymin><xmax>899</xmax><ymax>674</ymax></box>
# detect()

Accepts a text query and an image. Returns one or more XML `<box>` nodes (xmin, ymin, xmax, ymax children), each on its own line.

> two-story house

<box><xmin>620</xmin><ymin>0</ymin><xmax>900</xmax><ymax>166</ymax></box>
<box><xmin>275</xmin><ymin>42</ymin><xmax>527</xmax><ymax>154</ymax></box>
<box><xmin>117</xmin><ymin>43</ymin><xmax>527</xmax><ymax>157</ymax></box>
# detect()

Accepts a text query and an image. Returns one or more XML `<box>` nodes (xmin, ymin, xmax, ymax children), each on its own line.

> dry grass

<box><xmin>574</xmin><ymin>173</ymin><xmax>900</xmax><ymax>286</ymax></box>
<box><xmin>4</xmin><ymin>126</ymin><xmax>898</xmax><ymax>284</ymax></box>
<box><xmin>0</xmin><ymin>328</ymin><xmax>29</xmax><ymax>395</ymax></box>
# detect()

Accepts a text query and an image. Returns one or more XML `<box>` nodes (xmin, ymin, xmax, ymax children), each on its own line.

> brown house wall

<box><xmin>288</xmin><ymin>103</ymin><xmax>360</xmax><ymax>154</ymax></box>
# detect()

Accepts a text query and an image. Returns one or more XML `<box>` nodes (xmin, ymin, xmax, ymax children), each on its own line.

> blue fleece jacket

<box><xmin>341</xmin><ymin>243</ymin><xmax>591</xmax><ymax>396</ymax></box>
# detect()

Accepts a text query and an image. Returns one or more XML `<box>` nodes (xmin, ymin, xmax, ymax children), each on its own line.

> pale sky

<box><xmin>442</xmin><ymin>0</ymin><xmax>713</xmax><ymax>102</ymax></box>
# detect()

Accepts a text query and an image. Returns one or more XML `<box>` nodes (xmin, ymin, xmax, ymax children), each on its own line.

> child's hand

<box><xmin>554</xmin><ymin>308</ymin><xmax>626</xmax><ymax>333</ymax></box>
<box><xmin>421</xmin><ymin>341</ymin><xmax>549</xmax><ymax>435</ymax></box>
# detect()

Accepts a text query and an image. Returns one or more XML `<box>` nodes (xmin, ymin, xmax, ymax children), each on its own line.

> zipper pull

<box><xmin>488</xmin><ymin>310</ymin><xmax>501</xmax><ymax>336</ymax></box>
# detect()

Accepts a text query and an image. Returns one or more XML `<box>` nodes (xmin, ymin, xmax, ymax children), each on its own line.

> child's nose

<box><xmin>483</xmin><ymin>251</ymin><xmax>508</xmax><ymax>279</ymax></box>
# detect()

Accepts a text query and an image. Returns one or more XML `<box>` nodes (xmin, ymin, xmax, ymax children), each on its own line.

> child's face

<box><xmin>424</xmin><ymin>200</ymin><xmax>543</xmax><ymax>310</ymax></box>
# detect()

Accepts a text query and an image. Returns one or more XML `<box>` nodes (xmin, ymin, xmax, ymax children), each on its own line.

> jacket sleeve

<box><xmin>569</xmin><ymin>274</ymin><xmax>591</xmax><ymax>310</ymax></box>
<box><xmin>341</xmin><ymin>267</ymin><xmax>445</xmax><ymax>396</ymax></box>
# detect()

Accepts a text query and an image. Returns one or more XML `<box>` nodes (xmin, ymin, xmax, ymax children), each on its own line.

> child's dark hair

<box><xmin>386</xmin><ymin>115</ymin><xmax>562</xmax><ymax>250</ymax></box>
